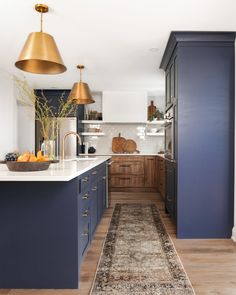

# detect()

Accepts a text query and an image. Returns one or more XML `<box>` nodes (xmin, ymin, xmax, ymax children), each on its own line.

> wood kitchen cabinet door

<box><xmin>110</xmin><ymin>161</ymin><xmax>144</xmax><ymax>175</ymax></box>
<box><xmin>144</xmin><ymin>157</ymin><xmax>158</xmax><ymax>188</ymax></box>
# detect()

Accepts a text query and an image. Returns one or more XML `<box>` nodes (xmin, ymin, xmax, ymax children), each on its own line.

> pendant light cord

<box><xmin>80</xmin><ymin>67</ymin><xmax>82</xmax><ymax>82</ymax></box>
<box><xmin>40</xmin><ymin>11</ymin><xmax>43</xmax><ymax>32</ymax></box>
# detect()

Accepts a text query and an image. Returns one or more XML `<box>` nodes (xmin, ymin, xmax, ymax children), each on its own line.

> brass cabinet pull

<box><xmin>81</xmin><ymin>230</ymin><xmax>89</xmax><ymax>236</ymax></box>
<box><xmin>119</xmin><ymin>177</ymin><xmax>130</xmax><ymax>180</ymax></box>
<box><xmin>92</xmin><ymin>171</ymin><xmax>97</xmax><ymax>175</ymax></box>
<box><xmin>82</xmin><ymin>193</ymin><xmax>89</xmax><ymax>200</ymax></box>
<box><xmin>82</xmin><ymin>177</ymin><xmax>89</xmax><ymax>182</ymax></box>
<box><xmin>82</xmin><ymin>210</ymin><xmax>89</xmax><ymax>217</ymax></box>
<box><xmin>92</xmin><ymin>186</ymin><xmax>97</xmax><ymax>191</ymax></box>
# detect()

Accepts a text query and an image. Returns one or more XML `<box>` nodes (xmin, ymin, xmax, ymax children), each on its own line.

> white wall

<box><xmin>17</xmin><ymin>103</ymin><xmax>35</xmax><ymax>153</ymax></box>
<box><xmin>0</xmin><ymin>71</ymin><xmax>17</xmax><ymax>159</ymax></box>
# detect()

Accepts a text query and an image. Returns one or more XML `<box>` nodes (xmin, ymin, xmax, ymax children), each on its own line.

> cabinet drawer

<box><xmin>110</xmin><ymin>161</ymin><xmax>144</xmax><ymax>175</ymax></box>
<box><xmin>110</xmin><ymin>175</ymin><xmax>144</xmax><ymax>187</ymax></box>
<box><xmin>79</xmin><ymin>222</ymin><xmax>90</xmax><ymax>258</ymax></box>
<box><xmin>79</xmin><ymin>191</ymin><xmax>90</xmax><ymax>208</ymax></box>
<box><xmin>79</xmin><ymin>204</ymin><xmax>90</xmax><ymax>224</ymax></box>
<box><xmin>78</xmin><ymin>173</ymin><xmax>90</xmax><ymax>194</ymax></box>
<box><xmin>112</xmin><ymin>156</ymin><xmax>144</xmax><ymax>162</ymax></box>
<box><xmin>90</xmin><ymin>168</ymin><xmax>99</xmax><ymax>184</ymax></box>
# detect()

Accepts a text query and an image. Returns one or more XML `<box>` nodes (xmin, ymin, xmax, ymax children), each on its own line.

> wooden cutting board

<box><xmin>112</xmin><ymin>133</ymin><xmax>126</xmax><ymax>153</ymax></box>
<box><xmin>123</xmin><ymin>139</ymin><xmax>140</xmax><ymax>153</ymax></box>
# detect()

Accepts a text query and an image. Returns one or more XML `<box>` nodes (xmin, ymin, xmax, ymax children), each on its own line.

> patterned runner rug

<box><xmin>90</xmin><ymin>204</ymin><xmax>195</xmax><ymax>295</ymax></box>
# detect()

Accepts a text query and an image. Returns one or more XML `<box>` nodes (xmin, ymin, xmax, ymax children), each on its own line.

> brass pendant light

<box><xmin>68</xmin><ymin>65</ymin><xmax>95</xmax><ymax>104</ymax></box>
<box><xmin>15</xmin><ymin>4</ymin><xmax>66</xmax><ymax>74</ymax></box>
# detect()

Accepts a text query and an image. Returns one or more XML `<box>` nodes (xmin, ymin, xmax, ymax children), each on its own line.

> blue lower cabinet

<box><xmin>79</xmin><ymin>221</ymin><xmax>90</xmax><ymax>258</ymax></box>
<box><xmin>78</xmin><ymin>172</ymin><xmax>90</xmax><ymax>194</ymax></box>
<box><xmin>0</xmin><ymin>162</ymin><xmax>108</xmax><ymax>289</ymax></box>
<box><xmin>78</xmin><ymin>162</ymin><xmax>108</xmax><ymax>268</ymax></box>
<box><xmin>90</xmin><ymin>182</ymin><xmax>98</xmax><ymax>238</ymax></box>
<box><xmin>97</xmin><ymin>164</ymin><xmax>107</xmax><ymax>222</ymax></box>
<box><xmin>165</xmin><ymin>160</ymin><xmax>176</xmax><ymax>223</ymax></box>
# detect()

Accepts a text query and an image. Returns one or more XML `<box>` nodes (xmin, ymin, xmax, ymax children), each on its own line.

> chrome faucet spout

<box><xmin>62</xmin><ymin>131</ymin><xmax>82</xmax><ymax>160</ymax></box>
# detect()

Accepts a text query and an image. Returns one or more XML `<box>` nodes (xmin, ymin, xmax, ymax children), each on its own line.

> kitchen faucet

<box><xmin>62</xmin><ymin>131</ymin><xmax>82</xmax><ymax>160</ymax></box>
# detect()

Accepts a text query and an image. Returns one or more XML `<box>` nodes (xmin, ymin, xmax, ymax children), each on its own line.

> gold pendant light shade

<box><xmin>15</xmin><ymin>4</ymin><xmax>66</xmax><ymax>74</ymax></box>
<box><xmin>68</xmin><ymin>65</ymin><xmax>95</xmax><ymax>104</ymax></box>
<box><xmin>15</xmin><ymin>32</ymin><xmax>66</xmax><ymax>74</ymax></box>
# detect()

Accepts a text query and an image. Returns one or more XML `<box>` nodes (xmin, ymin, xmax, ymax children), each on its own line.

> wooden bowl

<box><xmin>5</xmin><ymin>161</ymin><xmax>51</xmax><ymax>172</ymax></box>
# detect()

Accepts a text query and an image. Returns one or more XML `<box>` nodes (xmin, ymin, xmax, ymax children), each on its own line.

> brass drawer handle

<box><xmin>82</xmin><ymin>177</ymin><xmax>89</xmax><ymax>182</ymax></box>
<box><xmin>82</xmin><ymin>210</ymin><xmax>89</xmax><ymax>217</ymax></box>
<box><xmin>82</xmin><ymin>193</ymin><xmax>89</xmax><ymax>200</ymax></box>
<box><xmin>92</xmin><ymin>171</ymin><xmax>97</xmax><ymax>175</ymax></box>
<box><xmin>81</xmin><ymin>231</ymin><xmax>89</xmax><ymax>236</ymax></box>
<box><xmin>92</xmin><ymin>186</ymin><xmax>97</xmax><ymax>191</ymax></box>
<box><xmin>119</xmin><ymin>177</ymin><xmax>130</xmax><ymax>180</ymax></box>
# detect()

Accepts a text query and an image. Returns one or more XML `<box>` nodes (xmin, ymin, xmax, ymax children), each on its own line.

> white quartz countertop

<box><xmin>0</xmin><ymin>156</ymin><xmax>111</xmax><ymax>182</ymax></box>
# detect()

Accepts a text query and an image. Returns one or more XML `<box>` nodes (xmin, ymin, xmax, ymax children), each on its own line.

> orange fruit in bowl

<box><xmin>17</xmin><ymin>152</ymin><xmax>30</xmax><ymax>162</ymax></box>
<box><xmin>29</xmin><ymin>154</ymin><xmax>37</xmax><ymax>162</ymax></box>
<box><xmin>36</xmin><ymin>150</ymin><xmax>50</xmax><ymax>162</ymax></box>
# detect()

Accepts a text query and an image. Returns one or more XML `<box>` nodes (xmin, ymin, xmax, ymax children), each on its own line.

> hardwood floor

<box><xmin>1</xmin><ymin>192</ymin><xmax>236</xmax><ymax>295</ymax></box>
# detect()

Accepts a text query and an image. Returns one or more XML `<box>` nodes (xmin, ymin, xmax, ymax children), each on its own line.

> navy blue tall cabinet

<box><xmin>160</xmin><ymin>32</ymin><xmax>235</xmax><ymax>238</ymax></box>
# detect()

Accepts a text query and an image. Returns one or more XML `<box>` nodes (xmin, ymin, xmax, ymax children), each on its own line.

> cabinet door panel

<box><xmin>170</xmin><ymin>62</ymin><xmax>175</xmax><ymax>100</ymax></box>
<box><xmin>165</xmin><ymin>161</ymin><xmax>176</xmax><ymax>221</ymax></box>
<box><xmin>90</xmin><ymin>184</ymin><xmax>98</xmax><ymax>237</ymax></box>
<box><xmin>144</xmin><ymin>157</ymin><xmax>158</xmax><ymax>188</ymax></box>
<box><xmin>165</xmin><ymin>71</ymin><xmax>170</xmax><ymax>108</ymax></box>
<box><xmin>79</xmin><ymin>222</ymin><xmax>90</xmax><ymax>258</ymax></box>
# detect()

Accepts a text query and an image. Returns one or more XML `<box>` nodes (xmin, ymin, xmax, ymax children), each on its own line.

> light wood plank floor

<box><xmin>1</xmin><ymin>192</ymin><xmax>236</xmax><ymax>295</ymax></box>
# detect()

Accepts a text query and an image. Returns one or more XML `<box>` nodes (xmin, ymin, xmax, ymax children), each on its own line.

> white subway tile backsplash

<box><xmin>84</xmin><ymin>123</ymin><xmax>164</xmax><ymax>154</ymax></box>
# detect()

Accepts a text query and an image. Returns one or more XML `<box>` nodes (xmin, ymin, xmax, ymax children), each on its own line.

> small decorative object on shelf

<box><xmin>153</xmin><ymin>109</ymin><xmax>164</xmax><ymax>120</ymax></box>
<box><xmin>148</xmin><ymin>100</ymin><xmax>157</xmax><ymax>121</ymax></box>
<box><xmin>86</xmin><ymin>109</ymin><xmax>103</xmax><ymax>121</ymax></box>
<box><xmin>148</xmin><ymin>101</ymin><xmax>165</xmax><ymax>121</ymax></box>
<box><xmin>88</xmin><ymin>146</ymin><xmax>96</xmax><ymax>154</ymax></box>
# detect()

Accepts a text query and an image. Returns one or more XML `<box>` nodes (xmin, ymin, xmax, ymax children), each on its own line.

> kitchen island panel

<box><xmin>0</xmin><ymin>179</ymin><xmax>79</xmax><ymax>288</ymax></box>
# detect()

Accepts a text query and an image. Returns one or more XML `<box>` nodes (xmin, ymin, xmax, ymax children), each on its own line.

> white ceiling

<box><xmin>1</xmin><ymin>0</ymin><xmax>236</xmax><ymax>92</ymax></box>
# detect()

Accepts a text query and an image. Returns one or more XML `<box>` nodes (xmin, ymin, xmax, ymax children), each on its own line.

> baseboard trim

<box><xmin>231</xmin><ymin>227</ymin><xmax>236</xmax><ymax>242</ymax></box>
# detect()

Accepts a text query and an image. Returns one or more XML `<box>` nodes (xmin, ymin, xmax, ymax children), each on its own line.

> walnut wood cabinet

<box><xmin>109</xmin><ymin>155</ymin><xmax>165</xmax><ymax>193</ymax></box>
<box><xmin>144</xmin><ymin>156</ymin><xmax>158</xmax><ymax>188</ymax></box>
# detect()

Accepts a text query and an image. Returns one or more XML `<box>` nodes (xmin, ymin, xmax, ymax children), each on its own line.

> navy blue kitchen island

<box><xmin>0</xmin><ymin>157</ymin><xmax>109</xmax><ymax>289</ymax></box>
